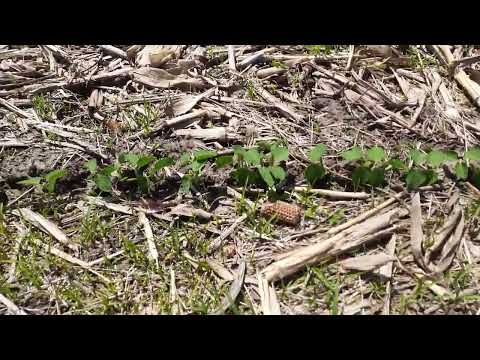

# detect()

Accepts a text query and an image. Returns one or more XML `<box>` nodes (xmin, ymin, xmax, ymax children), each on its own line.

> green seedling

<box><xmin>17</xmin><ymin>169</ymin><xmax>68</xmax><ymax>193</ymax></box>
<box><xmin>230</xmin><ymin>143</ymin><xmax>288</xmax><ymax>191</ymax></box>
<box><xmin>341</xmin><ymin>146</ymin><xmax>387</xmax><ymax>189</ymax></box>
<box><xmin>305</xmin><ymin>144</ymin><xmax>327</xmax><ymax>187</ymax></box>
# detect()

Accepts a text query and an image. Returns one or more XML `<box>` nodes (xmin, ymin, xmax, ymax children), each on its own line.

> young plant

<box><xmin>32</xmin><ymin>95</ymin><xmax>55</xmax><ymax>121</ymax></box>
<box><xmin>463</xmin><ymin>148</ymin><xmax>480</xmax><ymax>187</ymax></box>
<box><xmin>341</xmin><ymin>145</ymin><xmax>387</xmax><ymax>189</ymax></box>
<box><xmin>118</xmin><ymin>153</ymin><xmax>156</xmax><ymax>193</ymax></box>
<box><xmin>305</xmin><ymin>144</ymin><xmax>327</xmax><ymax>187</ymax></box>
<box><xmin>230</xmin><ymin>143</ymin><xmax>288</xmax><ymax>191</ymax></box>
<box><xmin>180</xmin><ymin>149</ymin><xmax>217</xmax><ymax>193</ymax></box>
<box><xmin>306</xmin><ymin>45</ymin><xmax>334</xmax><ymax>56</ymax></box>
<box><xmin>404</xmin><ymin>148</ymin><xmax>457</xmax><ymax>190</ymax></box>
<box><xmin>17</xmin><ymin>169</ymin><xmax>68</xmax><ymax>193</ymax></box>
<box><xmin>85</xmin><ymin>159</ymin><xmax>116</xmax><ymax>193</ymax></box>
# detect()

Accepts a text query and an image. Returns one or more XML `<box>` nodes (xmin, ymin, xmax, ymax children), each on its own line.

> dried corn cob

<box><xmin>260</xmin><ymin>201</ymin><xmax>302</xmax><ymax>226</ymax></box>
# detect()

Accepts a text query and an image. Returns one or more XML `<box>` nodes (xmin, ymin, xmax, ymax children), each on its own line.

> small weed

<box><xmin>326</xmin><ymin>209</ymin><xmax>345</xmax><ymax>226</ymax></box>
<box><xmin>17</xmin><ymin>168</ymin><xmax>68</xmax><ymax>194</ymax></box>
<box><xmin>79</xmin><ymin>208</ymin><xmax>111</xmax><ymax>246</ymax></box>
<box><xmin>407</xmin><ymin>48</ymin><xmax>438</xmax><ymax>69</ymax></box>
<box><xmin>125</xmin><ymin>102</ymin><xmax>158</xmax><ymax>134</ymax></box>
<box><xmin>311</xmin><ymin>267</ymin><xmax>340</xmax><ymax>315</ymax></box>
<box><xmin>306</xmin><ymin>45</ymin><xmax>334</xmax><ymax>56</ymax></box>
<box><xmin>270</xmin><ymin>59</ymin><xmax>287</xmax><ymax>69</ymax></box>
<box><xmin>32</xmin><ymin>95</ymin><xmax>55</xmax><ymax>120</ymax></box>
<box><xmin>246</xmin><ymin>80</ymin><xmax>256</xmax><ymax>100</ymax></box>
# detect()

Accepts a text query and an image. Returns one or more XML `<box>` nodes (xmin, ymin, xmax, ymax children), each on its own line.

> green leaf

<box><xmin>180</xmin><ymin>175</ymin><xmax>192</xmax><ymax>193</ymax></box>
<box><xmin>123</xmin><ymin>153</ymin><xmax>140</xmax><ymax>167</ymax></box>
<box><xmin>233</xmin><ymin>145</ymin><xmax>247</xmax><ymax>157</ymax></box>
<box><xmin>256</xmin><ymin>141</ymin><xmax>272</xmax><ymax>153</ymax></box>
<box><xmin>191</xmin><ymin>160</ymin><xmax>204</xmax><ymax>172</ymax></box>
<box><xmin>270</xmin><ymin>144</ymin><xmax>289</xmax><ymax>163</ymax></box>
<box><xmin>17</xmin><ymin>177</ymin><xmax>42</xmax><ymax>186</ymax></box>
<box><xmin>367</xmin><ymin>167</ymin><xmax>385</xmax><ymax>187</ymax></box>
<box><xmin>409</xmin><ymin>149</ymin><xmax>426</xmax><ymax>165</ymax></box>
<box><xmin>455</xmin><ymin>161</ymin><xmax>468</xmax><ymax>180</ymax></box>
<box><xmin>45</xmin><ymin>169</ymin><xmax>67</xmax><ymax>193</ymax></box>
<box><xmin>424</xmin><ymin>169</ymin><xmax>438</xmax><ymax>185</ymax></box>
<box><xmin>258</xmin><ymin>167</ymin><xmax>275</xmax><ymax>188</ymax></box>
<box><xmin>136</xmin><ymin>175</ymin><xmax>149</xmax><ymax>193</ymax></box>
<box><xmin>470</xmin><ymin>168</ymin><xmax>480</xmax><ymax>188</ymax></box>
<box><xmin>405</xmin><ymin>169</ymin><xmax>427</xmax><ymax>190</ymax></box>
<box><xmin>85</xmin><ymin>159</ymin><xmax>97</xmax><ymax>173</ymax></box>
<box><xmin>94</xmin><ymin>174</ymin><xmax>112</xmax><ymax>193</ymax></box>
<box><xmin>270</xmin><ymin>166</ymin><xmax>286</xmax><ymax>181</ymax></box>
<box><xmin>342</xmin><ymin>146</ymin><xmax>363</xmax><ymax>161</ymax></box>
<box><xmin>244</xmin><ymin>148</ymin><xmax>261</xmax><ymax>166</ymax></box>
<box><xmin>231</xmin><ymin>167</ymin><xmax>259</xmax><ymax>186</ymax></box>
<box><xmin>366</xmin><ymin>146</ymin><xmax>386</xmax><ymax>162</ymax></box>
<box><xmin>215</xmin><ymin>155</ymin><xmax>233</xmax><ymax>169</ymax></box>
<box><xmin>352</xmin><ymin>166</ymin><xmax>370</xmax><ymax>187</ymax></box>
<box><xmin>426</xmin><ymin>150</ymin><xmax>447</xmax><ymax>168</ymax></box>
<box><xmin>444</xmin><ymin>150</ymin><xmax>458</xmax><ymax>162</ymax></box>
<box><xmin>100</xmin><ymin>164</ymin><xmax>118</xmax><ymax>177</ymax></box>
<box><xmin>194</xmin><ymin>149</ymin><xmax>217</xmax><ymax>162</ymax></box>
<box><xmin>465</xmin><ymin>148</ymin><xmax>480</xmax><ymax>161</ymax></box>
<box><xmin>388</xmin><ymin>159</ymin><xmax>406</xmax><ymax>170</ymax></box>
<box><xmin>136</xmin><ymin>156</ymin><xmax>156</xmax><ymax>171</ymax></box>
<box><xmin>305</xmin><ymin>163</ymin><xmax>325</xmax><ymax>186</ymax></box>
<box><xmin>309</xmin><ymin>144</ymin><xmax>327</xmax><ymax>163</ymax></box>
<box><xmin>154</xmin><ymin>157</ymin><xmax>175</xmax><ymax>171</ymax></box>
<box><xmin>179</xmin><ymin>152</ymin><xmax>191</xmax><ymax>166</ymax></box>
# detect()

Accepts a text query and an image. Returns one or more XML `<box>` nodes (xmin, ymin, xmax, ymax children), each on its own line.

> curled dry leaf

<box><xmin>433</xmin><ymin>210</ymin><xmax>464</xmax><ymax>274</ymax></box>
<box><xmin>132</xmin><ymin>67</ymin><xmax>208</xmax><ymax>90</ymax></box>
<box><xmin>126</xmin><ymin>45</ymin><xmax>144</xmax><ymax>60</ymax></box>
<box><xmin>136</xmin><ymin>45</ymin><xmax>183</xmax><ymax>68</ymax></box>
<box><xmin>206</xmin><ymin>259</ymin><xmax>234</xmax><ymax>281</ymax></box>
<box><xmin>363</xmin><ymin>45</ymin><xmax>393</xmax><ymax>58</ymax></box>
<box><xmin>257</xmin><ymin>273</ymin><xmax>281</xmax><ymax>315</ymax></box>
<box><xmin>210</xmin><ymin>261</ymin><xmax>246</xmax><ymax>315</ymax></box>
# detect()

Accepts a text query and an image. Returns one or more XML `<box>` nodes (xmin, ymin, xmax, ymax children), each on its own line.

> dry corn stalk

<box><xmin>262</xmin><ymin>208</ymin><xmax>404</xmax><ymax>282</ymax></box>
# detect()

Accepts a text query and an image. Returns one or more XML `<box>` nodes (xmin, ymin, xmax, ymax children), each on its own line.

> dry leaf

<box><xmin>171</xmin><ymin>88</ymin><xmax>215</xmax><ymax>116</ymax></box>
<box><xmin>138</xmin><ymin>211</ymin><xmax>159</xmax><ymax>265</ymax></box>
<box><xmin>338</xmin><ymin>253</ymin><xmax>395</xmax><ymax>272</ymax></box>
<box><xmin>257</xmin><ymin>273</ymin><xmax>281</xmax><ymax>315</ymax></box>
<box><xmin>169</xmin><ymin>204</ymin><xmax>212</xmax><ymax>221</ymax></box>
<box><xmin>12</xmin><ymin>208</ymin><xmax>78</xmax><ymax>251</ymax></box>
<box><xmin>206</xmin><ymin>259</ymin><xmax>234</xmax><ymax>281</ymax></box>
<box><xmin>132</xmin><ymin>67</ymin><xmax>208</xmax><ymax>90</ymax></box>
<box><xmin>410</xmin><ymin>193</ymin><xmax>426</xmax><ymax>270</ymax></box>
<box><xmin>136</xmin><ymin>45</ymin><xmax>183</xmax><ymax>68</ymax></box>
<box><xmin>210</xmin><ymin>261</ymin><xmax>246</xmax><ymax>315</ymax></box>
